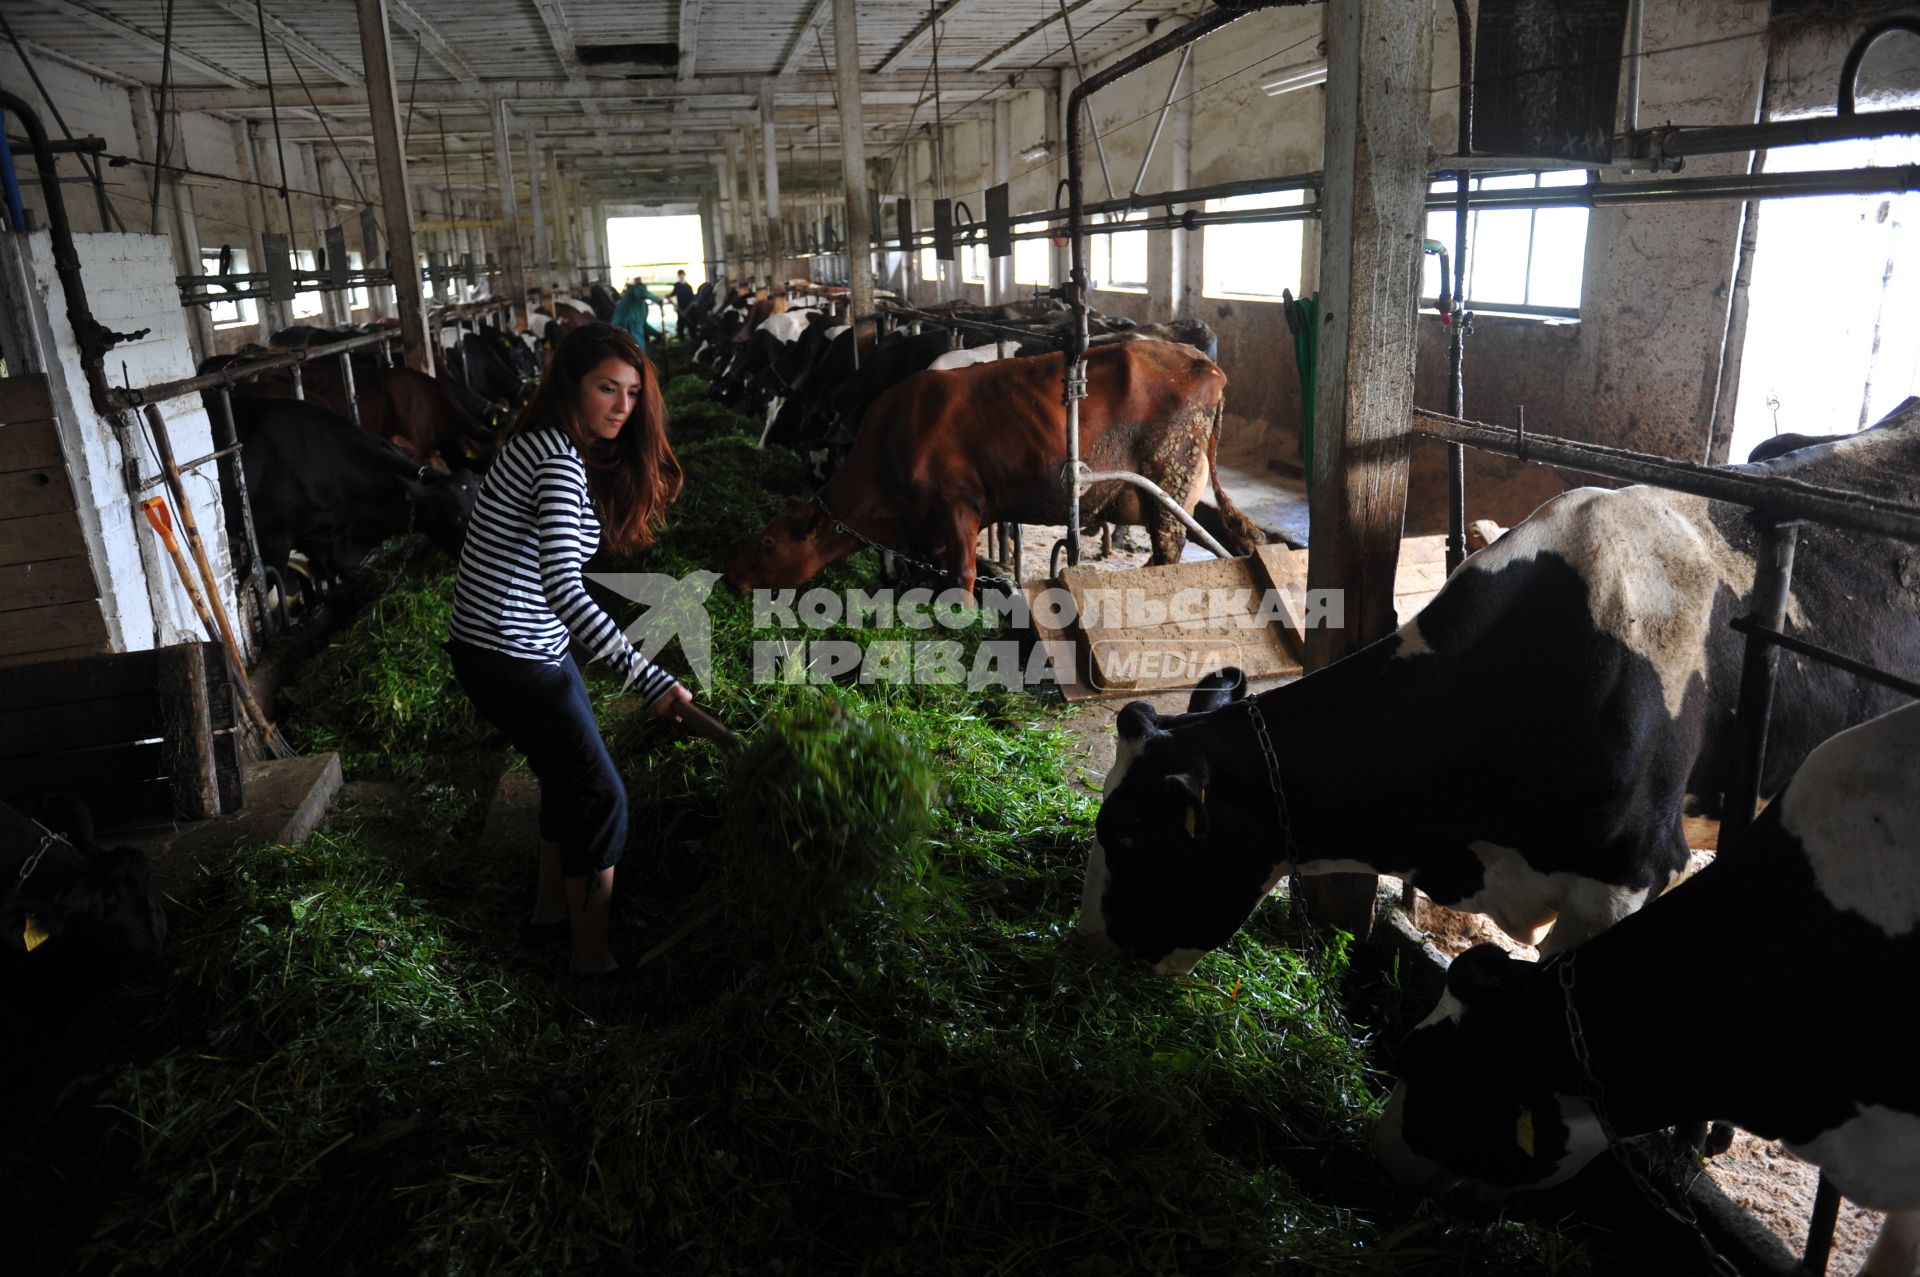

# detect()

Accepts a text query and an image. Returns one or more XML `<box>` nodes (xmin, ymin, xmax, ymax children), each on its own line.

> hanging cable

<box><xmin>0</xmin><ymin>11</ymin><xmax>125</xmax><ymax>232</ymax></box>
<box><xmin>147</xmin><ymin>0</ymin><xmax>176</xmax><ymax>234</ymax></box>
<box><xmin>929</xmin><ymin>0</ymin><xmax>946</xmax><ymax>202</ymax></box>
<box><xmin>281</xmin><ymin>42</ymin><xmax>369</xmax><ymax>207</ymax></box>
<box><xmin>251</xmin><ymin>0</ymin><xmax>298</xmax><ymax>247</ymax></box>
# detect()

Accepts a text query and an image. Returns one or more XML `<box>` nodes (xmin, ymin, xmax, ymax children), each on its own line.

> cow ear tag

<box><xmin>1515</xmin><ymin>1109</ymin><xmax>1536</xmax><ymax>1158</ymax></box>
<box><xmin>1184</xmin><ymin>806</ymin><xmax>1197</xmax><ymax>838</ymax></box>
<box><xmin>22</xmin><ymin>914</ymin><xmax>50</xmax><ymax>953</ymax></box>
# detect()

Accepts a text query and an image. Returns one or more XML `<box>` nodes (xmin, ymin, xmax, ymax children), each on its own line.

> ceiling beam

<box><xmin>388</xmin><ymin>0</ymin><xmax>478</xmax><ymax>81</ymax></box>
<box><xmin>973</xmin><ymin>0</ymin><xmax>1101</xmax><ymax>72</ymax></box>
<box><xmin>19</xmin><ymin>39</ymin><xmax>144</xmax><ymax>89</ymax></box>
<box><xmin>39</xmin><ymin>0</ymin><xmax>255</xmax><ymax>89</ymax></box>
<box><xmin>677</xmin><ymin>0</ymin><xmax>704</xmax><ymax>80</ymax></box>
<box><xmin>170</xmin><ymin>71</ymin><xmax>1033</xmax><ymax>111</ymax></box>
<box><xmin>876</xmin><ymin>0</ymin><xmax>989</xmax><ymax>76</ymax></box>
<box><xmin>776</xmin><ymin>0</ymin><xmax>832</xmax><ymax>77</ymax></box>
<box><xmin>527</xmin><ymin>0</ymin><xmax>612</xmax><ymax>133</ymax></box>
<box><xmin>203</xmin><ymin>0</ymin><xmax>362</xmax><ymax>87</ymax></box>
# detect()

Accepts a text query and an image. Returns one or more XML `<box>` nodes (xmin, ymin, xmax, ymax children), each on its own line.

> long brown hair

<box><xmin>511</xmin><ymin>321</ymin><xmax>683</xmax><ymax>553</ymax></box>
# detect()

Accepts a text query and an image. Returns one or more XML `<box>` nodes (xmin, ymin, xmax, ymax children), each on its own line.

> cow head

<box><xmin>2</xmin><ymin>796</ymin><xmax>168</xmax><ymax>979</ymax></box>
<box><xmin>1375</xmin><ymin>946</ymin><xmax>1602</xmax><ymax>1193</ymax></box>
<box><xmin>725</xmin><ymin>496</ymin><xmax>848</xmax><ymax>592</ymax></box>
<box><xmin>1083</xmin><ymin>685</ymin><xmax>1279</xmax><ymax>975</ymax></box>
<box><xmin>406</xmin><ymin>466</ymin><xmax>481</xmax><ymax>561</ymax></box>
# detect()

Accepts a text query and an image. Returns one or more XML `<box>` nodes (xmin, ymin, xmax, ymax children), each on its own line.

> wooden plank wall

<box><xmin>0</xmin><ymin>375</ymin><xmax>109</xmax><ymax>668</ymax></box>
<box><xmin>0</xmin><ymin>642</ymin><xmax>242</xmax><ymax>829</ymax></box>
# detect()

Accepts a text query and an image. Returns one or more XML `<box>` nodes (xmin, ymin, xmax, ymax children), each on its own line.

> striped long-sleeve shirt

<box><xmin>450</xmin><ymin>425</ymin><xmax>678</xmax><ymax>704</ymax></box>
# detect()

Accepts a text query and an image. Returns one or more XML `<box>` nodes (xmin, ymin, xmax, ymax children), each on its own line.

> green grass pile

<box><xmin>14</xmin><ymin>378</ymin><xmax>1597</xmax><ymax>1275</ymax></box>
<box><xmin>716</xmin><ymin>698</ymin><xmax>939</xmax><ymax>934</ymax></box>
<box><xmin>277</xmin><ymin>560</ymin><xmax>487</xmax><ymax>780</ymax></box>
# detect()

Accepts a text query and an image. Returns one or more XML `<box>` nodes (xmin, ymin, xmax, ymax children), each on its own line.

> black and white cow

<box><xmin>1375</xmin><ymin>701</ymin><xmax>1920</xmax><ymax>1276</ymax></box>
<box><xmin>1083</xmin><ymin>400</ymin><xmax>1920</xmax><ymax>971</ymax></box>
<box><xmin>230</xmin><ymin>396</ymin><xmax>480</xmax><ymax>582</ymax></box>
<box><xmin>1</xmin><ymin>795</ymin><xmax>167</xmax><ymax>982</ymax></box>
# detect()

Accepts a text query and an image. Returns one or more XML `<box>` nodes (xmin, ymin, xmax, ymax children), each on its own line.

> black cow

<box><xmin>1</xmin><ymin>795</ymin><xmax>167</xmax><ymax>983</ymax></box>
<box><xmin>229</xmin><ymin>396</ymin><xmax>479</xmax><ymax>581</ymax></box>
<box><xmin>1375</xmin><ymin>701</ymin><xmax>1920</xmax><ymax>1273</ymax></box>
<box><xmin>1083</xmin><ymin>399</ymin><xmax>1920</xmax><ymax>971</ymax></box>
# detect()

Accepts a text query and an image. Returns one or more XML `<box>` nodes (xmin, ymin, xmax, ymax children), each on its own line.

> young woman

<box><xmin>447</xmin><ymin>322</ymin><xmax>695</xmax><ymax>974</ymax></box>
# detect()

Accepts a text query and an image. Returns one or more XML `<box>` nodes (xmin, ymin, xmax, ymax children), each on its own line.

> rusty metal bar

<box><xmin>1412</xmin><ymin>408</ymin><xmax>1920</xmax><ymax>546</ymax></box>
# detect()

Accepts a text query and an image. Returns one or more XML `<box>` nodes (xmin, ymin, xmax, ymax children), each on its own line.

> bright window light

<box><xmin>292</xmin><ymin>250</ymin><xmax>324</xmax><ymax>318</ymax></box>
<box><xmin>1202</xmin><ymin>190</ymin><xmax>1306</xmax><ymax>300</ymax></box>
<box><xmin>1423</xmin><ymin>169</ymin><xmax>1590</xmax><ymax>315</ymax></box>
<box><xmin>1089</xmin><ymin>212</ymin><xmax>1148</xmax><ymax>292</ymax></box>
<box><xmin>1013</xmin><ymin>221</ymin><xmax>1052</xmax><ymax>286</ymax></box>
<box><xmin>203</xmin><ymin>247</ymin><xmax>256</xmax><ymax>329</ymax></box>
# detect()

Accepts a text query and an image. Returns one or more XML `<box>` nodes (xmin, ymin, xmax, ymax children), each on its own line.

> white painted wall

<box><xmin>0</xmin><ymin>231</ymin><xmax>242</xmax><ymax>659</ymax></box>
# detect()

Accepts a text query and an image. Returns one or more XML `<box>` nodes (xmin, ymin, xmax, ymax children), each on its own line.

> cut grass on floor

<box><xmin>14</xmin><ymin>395</ymin><xmax>1595</xmax><ymax>1275</ymax></box>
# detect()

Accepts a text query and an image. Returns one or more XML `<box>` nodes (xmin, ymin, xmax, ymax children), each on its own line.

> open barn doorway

<box><xmin>604</xmin><ymin>214</ymin><xmax>706</xmax><ymax>335</ymax></box>
<box><xmin>1730</xmin><ymin>131</ymin><xmax>1920</xmax><ymax>463</ymax></box>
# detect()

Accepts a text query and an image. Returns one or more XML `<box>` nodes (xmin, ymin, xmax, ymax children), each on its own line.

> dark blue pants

<box><xmin>447</xmin><ymin>641</ymin><xmax>628</xmax><ymax>877</ymax></box>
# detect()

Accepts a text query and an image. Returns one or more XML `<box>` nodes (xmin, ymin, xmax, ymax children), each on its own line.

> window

<box><xmin>1088</xmin><ymin>212</ymin><xmax>1148</xmax><ymax>291</ymax></box>
<box><xmin>1203</xmin><ymin>189</ymin><xmax>1306</xmax><ymax>300</ymax></box>
<box><xmin>292</xmin><ymin>250</ymin><xmax>324</xmax><ymax>319</ymax></box>
<box><xmin>920</xmin><ymin>246</ymin><xmax>943</xmax><ymax>283</ymax></box>
<box><xmin>202</xmin><ymin>247</ymin><xmax>256</xmax><ymax>329</ymax></box>
<box><xmin>1014</xmin><ymin>221</ymin><xmax>1052</xmax><ymax>286</ymax></box>
<box><xmin>961</xmin><ymin>238</ymin><xmax>988</xmax><ymax>285</ymax></box>
<box><xmin>1423</xmin><ymin>169</ymin><xmax>1589</xmax><ymax>315</ymax></box>
<box><xmin>347</xmin><ymin>251</ymin><xmax>369</xmax><ymax>311</ymax></box>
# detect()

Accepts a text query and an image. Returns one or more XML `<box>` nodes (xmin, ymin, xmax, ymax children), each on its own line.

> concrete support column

<box><xmin>132</xmin><ymin>90</ymin><xmax>214</xmax><ymax>359</ymax></box>
<box><xmin>1300</xmin><ymin>0</ymin><xmax>1434</xmax><ymax>939</ymax></box>
<box><xmin>709</xmin><ymin>163</ymin><xmax>729</xmax><ymax>284</ymax></box>
<box><xmin>525</xmin><ymin>122</ymin><xmax>548</xmax><ymax>301</ymax></box>
<box><xmin>832</xmin><ymin>0</ymin><xmax>875</xmax><ymax>324</ymax></box>
<box><xmin>742</xmin><ymin>125</ymin><xmax>765</xmax><ymax>288</ymax></box>
<box><xmin>354</xmin><ymin>0</ymin><xmax>432</xmax><ymax>372</ymax></box>
<box><xmin>1173</xmin><ymin>86</ymin><xmax>1200</xmax><ymax>314</ymax></box>
<box><xmin>491</xmin><ymin>99</ymin><xmax>526</xmax><ymax>326</ymax></box>
<box><xmin>761</xmin><ymin>84</ymin><xmax>784</xmax><ymax>286</ymax></box>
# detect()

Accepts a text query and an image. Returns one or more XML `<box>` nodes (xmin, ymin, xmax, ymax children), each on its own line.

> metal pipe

<box><xmin>1065</xmin><ymin>4</ymin><xmax>1254</xmax><ymax>571</ymax></box>
<box><xmin>289</xmin><ymin>361</ymin><xmax>304</xmax><ymax>401</ymax></box>
<box><xmin>1643</xmin><ymin>109</ymin><xmax>1920</xmax><ymax>161</ymax></box>
<box><xmin>1412</xmin><ymin>408</ymin><xmax>1920</xmax><ymax>546</ymax></box>
<box><xmin>1624</xmin><ymin>0</ymin><xmax>1645</xmax><ymax>135</ymax></box>
<box><xmin>1128</xmin><ymin>45</ymin><xmax>1192</xmax><ymax>201</ymax></box>
<box><xmin>1444</xmin><ymin>0</ymin><xmax>1474</xmax><ymax>579</ymax></box>
<box><xmin>1079</xmin><ymin>466</ymin><xmax>1232</xmax><ymax>559</ymax></box>
<box><xmin>1837</xmin><ymin>19</ymin><xmax>1920</xmax><ymax>117</ymax></box>
<box><xmin>0</xmin><ymin>90</ymin><xmax>144</xmax><ymax>419</ymax></box>
<box><xmin>1729</xmin><ymin>617</ymin><xmax>1920</xmax><ymax>700</ymax></box>
<box><xmin>1804</xmin><ymin>1174</ymin><xmax>1843</xmax><ymax>1275</ymax></box>
<box><xmin>106</xmin><ymin>328</ymin><xmax>400</xmax><ymax>411</ymax></box>
<box><xmin>1720</xmin><ymin>520</ymin><xmax>1800</xmax><ymax>852</ymax></box>
<box><xmin>207</xmin><ymin>384</ymin><xmax>269</xmax><ymax>626</ymax></box>
<box><xmin>338</xmin><ymin>349</ymin><xmax>360</xmax><ymax>429</ymax></box>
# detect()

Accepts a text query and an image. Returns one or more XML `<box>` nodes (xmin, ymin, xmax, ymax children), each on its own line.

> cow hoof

<box><xmin>1703</xmin><ymin>1122</ymin><xmax>1735</xmax><ymax>1158</ymax></box>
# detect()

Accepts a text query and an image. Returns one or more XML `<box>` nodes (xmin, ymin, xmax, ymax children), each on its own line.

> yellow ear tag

<box><xmin>1515</xmin><ymin>1109</ymin><xmax>1536</xmax><ymax>1158</ymax></box>
<box><xmin>23</xmin><ymin>914</ymin><xmax>51</xmax><ymax>953</ymax></box>
<box><xmin>1184</xmin><ymin>806</ymin><xmax>1198</xmax><ymax>838</ymax></box>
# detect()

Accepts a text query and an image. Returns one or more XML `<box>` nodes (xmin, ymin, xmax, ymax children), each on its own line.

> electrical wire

<box><xmin>147</xmin><ymin>0</ymin><xmax>176</xmax><ymax>234</ymax></box>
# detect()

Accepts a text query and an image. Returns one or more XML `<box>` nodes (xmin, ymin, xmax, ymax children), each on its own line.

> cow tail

<box><xmin>1204</xmin><ymin>400</ymin><xmax>1267</xmax><ymax>556</ymax></box>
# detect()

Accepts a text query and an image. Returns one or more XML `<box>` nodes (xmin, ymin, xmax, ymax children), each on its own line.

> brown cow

<box><xmin>727</xmin><ymin>340</ymin><xmax>1266</xmax><ymax>595</ymax></box>
<box><xmin>228</xmin><ymin>365</ymin><xmax>494</xmax><ymax>470</ymax></box>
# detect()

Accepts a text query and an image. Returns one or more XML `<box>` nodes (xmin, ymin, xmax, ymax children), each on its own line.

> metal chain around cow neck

<box><xmin>1244</xmin><ymin>695</ymin><xmax>1352</xmax><ymax>1038</ymax></box>
<box><xmin>1559</xmin><ymin>954</ymin><xmax>1744</xmax><ymax>1277</ymax></box>
<box><xmin>809</xmin><ymin>492</ymin><xmax>959</xmax><ymax>582</ymax></box>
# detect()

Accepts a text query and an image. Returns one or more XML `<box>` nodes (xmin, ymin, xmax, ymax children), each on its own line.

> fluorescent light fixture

<box><xmin>1019</xmin><ymin>143</ymin><xmax>1051</xmax><ymax>164</ymax></box>
<box><xmin>1260</xmin><ymin>59</ymin><xmax>1328</xmax><ymax>96</ymax></box>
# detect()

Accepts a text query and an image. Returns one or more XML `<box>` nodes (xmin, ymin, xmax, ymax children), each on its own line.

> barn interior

<box><xmin>2</xmin><ymin>1</ymin><xmax>1917</xmax><ymax>1273</ymax></box>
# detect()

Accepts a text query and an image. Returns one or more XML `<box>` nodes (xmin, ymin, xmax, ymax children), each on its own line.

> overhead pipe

<box><xmin>1065</xmin><ymin>2</ymin><xmax>1269</xmax><ymax>567</ymax></box>
<box><xmin>0</xmin><ymin>90</ymin><xmax>149</xmax><ymax>419</ymax></box>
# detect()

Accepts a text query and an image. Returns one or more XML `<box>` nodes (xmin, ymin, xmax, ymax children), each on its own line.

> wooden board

<box><xmin>0</xmin><ymin>600</ymin><xmax>111</xmax><ymax>663</ymax></box>
<box><xmin>0</xmin><ymin>467</ymin><xmax>79</xmax><ymax>520</ymax></box>
<box><xmin>0</xmin><ymin>510</ymin><xmax>90</xmax><ymax>567</ymax></box>
<box><xmin>1061</xmin><ymin>555</ymin><xmax>1301</xmax><ymax>696</ymax></box>
<box><xmin>0</xmin><ymin>417</ymin><xmax>61</xmax><ymax>472</ymax></box>
<box><xmin>0</xmin><ymin>646</ymin><xmax>160</xmax><ymax>712</ymax></box>
<box><xmin>0</xmin><ymin>375</ymin><xmax>54</xmax><ymax>425</ymax></box>
<box><xmin>0</xmin><ymin>557</ymin><xmax>98</xmax><ymax>613</ymax></box>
